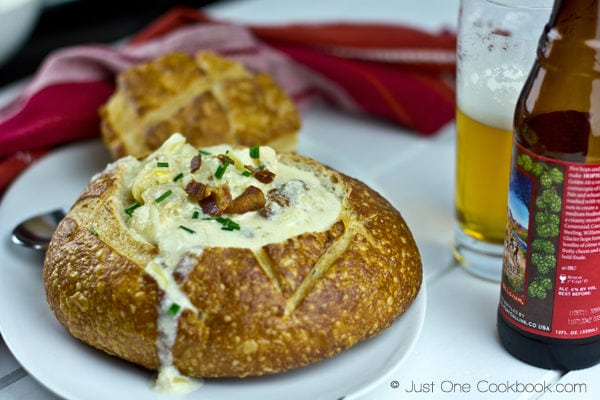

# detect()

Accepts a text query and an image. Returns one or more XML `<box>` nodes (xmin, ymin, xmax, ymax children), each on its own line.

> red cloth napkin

<box><xmin>0</xmin><ymin>6</ymin><xmax>456</xmax><ymax>197</ymax></box>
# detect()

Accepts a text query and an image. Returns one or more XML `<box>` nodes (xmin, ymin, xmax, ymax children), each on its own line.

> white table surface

<box><xmin>1</xmin><ymin>0</ymin><xmax>599</xmax><ymax>399</ymax></box>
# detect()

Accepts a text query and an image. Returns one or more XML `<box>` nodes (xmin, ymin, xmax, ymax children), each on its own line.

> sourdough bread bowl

<box><xmin>99</xmin><ymin>52</ymin><xmax>301</xmax><ymax>159</ymax></box>
<box><xmin>43</xmin><ymin>133</ymin><xmax>422</xmax><ymax>390</ymax></box>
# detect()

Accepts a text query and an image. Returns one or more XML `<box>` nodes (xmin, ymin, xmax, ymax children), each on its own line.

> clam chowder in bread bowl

<box><xmin>43</xmin><ymin>133</ymin><xmax>422</xmax><ymax>393</ymax></box>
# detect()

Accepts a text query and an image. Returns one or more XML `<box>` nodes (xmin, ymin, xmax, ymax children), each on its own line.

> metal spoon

<box><xmin>11</xmin><ymin>209</ymin><xmax>66</xmax><ymax>251</ymax></box>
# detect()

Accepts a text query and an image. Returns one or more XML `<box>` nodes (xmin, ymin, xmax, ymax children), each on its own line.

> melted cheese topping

<box><xmin>116</xmin><ymin>133</ymin><xmax>342</xmax><ymax>392</ymax></box>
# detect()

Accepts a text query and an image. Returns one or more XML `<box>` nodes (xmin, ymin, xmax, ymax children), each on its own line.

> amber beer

<box><xmin>454</xmin><ymin>0</ymin><xmax>552</xmax><ymax>281</ymax></box>
<box><xmin>455</xmin><ymin>108</ymin><xmax>512</xmax><ymax>244</ymax></box>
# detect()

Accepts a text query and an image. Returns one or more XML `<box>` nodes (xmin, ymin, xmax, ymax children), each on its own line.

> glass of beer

<box><xmin>454</xmin><ymin>0</ymin><xmax>552</xmax><ymax>281</ymax></box>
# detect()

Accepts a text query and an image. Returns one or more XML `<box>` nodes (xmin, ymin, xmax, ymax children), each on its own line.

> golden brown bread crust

<box><xmin>43</xmin><ymin>153</ymin><xmax>422</xmax><ymax>378</ymax></box>
<box><xmin>99</xmin><ymin>52</ymin><xmax>301</xmax><ymax>159</ymax></box>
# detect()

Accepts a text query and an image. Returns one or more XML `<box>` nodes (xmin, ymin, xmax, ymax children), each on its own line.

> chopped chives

<box><xmin>241</xmin><ymin>170</ymin><xmax>252</xmax><ymax>177</ymax></box>
<box><xmin>157</xmin><ymin>161</ymin><xmax>169</xmax><ymax>168</ymax></box>
<box><xmin>202</xmin><ymin>216</ymin><xmax>241</xmax><ymax>231</ymax></box>
<box><xmin>214</xmin><ymin>160</ymin><xmax>230</xmax><ymax>179</ymax></box>
<box><xmin>216</xmin><ymin>217</ymin><xmax>240</xmax><ymax>231</ymax></box>
<box><xmin>155</xmin><ymin>189</ymin><xmax>173</xmax><ymax>203</ymax></box>
<box><xmin>88</xmin><ymin>226</ymin><xmax>99</xmax><ymax>237</ymax></box>
<box><xmin>192</xmin><ymin>210</ymin><xmax>200</xmax><ymax>219</ymax></box>
<box><xmin>173</xmin><ymin>172</ymin><xmax>184</xmax><ymax>182</ymax></box>
<box><xmin>249</xmin><ymin>146</ymin><xmax>260</xmax><ymax>159</ymax></box>
<box><xmin>198</xmin><ymin>149</ymin><xmax>211</xmax><ymax>155</ymax></box>
<box><xmin>167</xmin><ymin>303</ymin><xmax>181</xmax><ymax>316</ymax></box>
<box><xmin>125</xmin><ymin>201</ymin><xmax>141</xmax><ymax>216</ymax></box>
<box><xmin>179</xmin><ymin>225</ymin><xmax>196</xmax><ymax>234</ymax></box>
<box><xmin>221</xmin><ymin>225</ymin><xmax>239</xmax><ymax>231</ymax></box>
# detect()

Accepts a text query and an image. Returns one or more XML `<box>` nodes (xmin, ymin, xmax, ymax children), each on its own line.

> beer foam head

<box><xmin>456</xmin><ymin>1</ymin><xmax>551</xmax><ymax>129</ymax></box>
<box><xmin>457</xmin><ymin>61</ymin><xmax>530</xmax><ymax>131</ymax></box>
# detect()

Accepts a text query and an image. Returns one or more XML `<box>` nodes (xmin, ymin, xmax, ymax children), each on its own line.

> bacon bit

<box><xmin>200</xmin><ymin>195</ymin><xmax>221</xmax><ymax>216</ymax></box>
<box><xmin>259</xmin><ymin>188</ymin><xmax>288</xmax><ymax>218</ymax></box>
<box><xmin>267</xmin><ymin>188</ymin><xmax>289</xmax><ymax>207</ymax></box>
<box><xmin>199</xmin><ymin>185</ymin><xmax>232</xmax><ymax>216</ymax></box>
<box><xmin>259</xmin><ymin>180</ymin><xmax>308</xmax><ymax>218</ymax></box>
<box><xmin>258</xmin><ymin>208</ymin><xmax>272</xmax><ymax>219</ymax></box>
<box><xmin>217</xmin><ymin>154</ymin><xmax>235</xmax><ymax>165</ymax></box>
<box><xmin>185</xmin><ymin>180</ymin><xmax>207</xmax><ymax>199</ymax></box>
<box><xmin>190</xmin><ymin>154</ymin><xmax>202</xmax><ymax>173</ymax></box>
<box><xmin>243</xmin><ymin>164</ymin><xmax>276</xmax><ymax>184</ymax></box>
<box><xmin>225</xmin><ymin>186</ymin><xmax>266</xmax><ymax>215</ymax></box>
<box><xmin>254</xmin><ymin>168</ymin><xmax>275</xmax><ymax>184</ymax></box>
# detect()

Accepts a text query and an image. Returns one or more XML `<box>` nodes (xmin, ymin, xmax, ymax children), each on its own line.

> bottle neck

<box><xmin>536</xmin><ymin>0</ymin><xmax>600</xmax><ymax>74</ymax></box>
<box><xmin>544</xmin><ymin>0</ymin><xmax>600</xmax><ymax>49</ymax></box>
<box><xmin>515</xmin><ymin>0</ymin><xmax>600</xmax><ymax>160</ymax></box>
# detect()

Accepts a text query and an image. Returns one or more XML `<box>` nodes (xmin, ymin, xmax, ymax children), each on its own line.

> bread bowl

<box><xmin>43</xmin><ymin>133</ymin><xmax>422</xmax><ymax>393</ymax></box>
<box><xmin>99</xmin><ymin>51</ymin><xmax>301</xmax><ymax>159</ymax></box>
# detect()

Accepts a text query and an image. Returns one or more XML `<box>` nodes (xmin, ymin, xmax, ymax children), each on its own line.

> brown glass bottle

<box><xmin>497</xmin><ymin>0</ymin><xmax>600</xmax><ymax>370</ymax></box>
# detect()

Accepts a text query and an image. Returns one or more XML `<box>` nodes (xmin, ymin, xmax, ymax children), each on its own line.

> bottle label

<box><xmin>500</xmin><ymin>140</ymin><xmax>600</xmax><ymax>339</ymax></box>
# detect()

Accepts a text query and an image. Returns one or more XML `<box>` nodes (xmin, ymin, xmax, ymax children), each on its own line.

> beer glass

<box><xmin>454</xmin><ymin>0</ymin><xmax>552</xmax><ymax>281</ymax></box>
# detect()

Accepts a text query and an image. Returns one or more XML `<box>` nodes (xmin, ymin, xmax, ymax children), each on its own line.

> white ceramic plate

<box><xmin>0</xmin><ymin>138</ymin><xmax>426</xmax><ymax>400</ymax></box>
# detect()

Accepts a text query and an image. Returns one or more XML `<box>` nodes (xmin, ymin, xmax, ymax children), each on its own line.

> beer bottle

<box><xmin>498</xmin><ymin>0</ymin><xmax>600</xmax><ymax>370</ymax></box>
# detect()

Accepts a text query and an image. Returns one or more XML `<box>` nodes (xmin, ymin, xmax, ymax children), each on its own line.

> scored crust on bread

<box><xmin>43</xmin><ymin>134</ymin><xmax>422</xmax><ymax>393</ymax></box>
<box><xmin>99</xmin><ymin>52</ymin><xmax>301</xmax><ymax>159</ymax></box>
